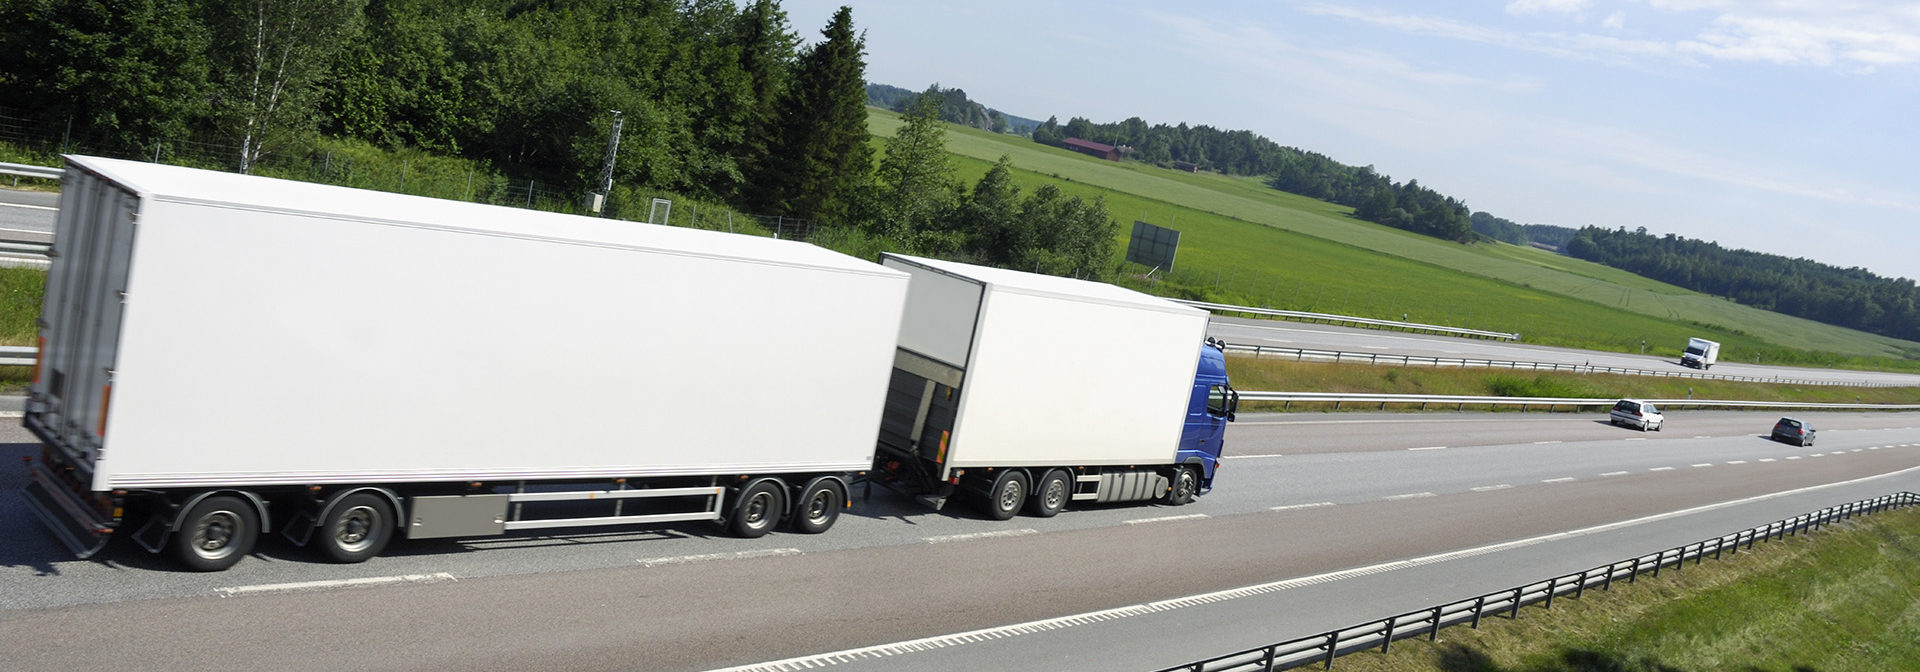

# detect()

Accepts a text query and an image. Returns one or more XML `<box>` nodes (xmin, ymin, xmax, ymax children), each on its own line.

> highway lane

<box><xmin>1208</xmin><ymin>316</ymin><xmax>1920</xmax><ymax>388</ymax></box>
<box><xmin>4</xmin><ymin>411</ymin><xmax>1918</xmax><ymax>671</ymax></box>
<box><xmin>0</xmin><ymin>188</ymin><xmax>58</xmax><ymax>239</ymax></box>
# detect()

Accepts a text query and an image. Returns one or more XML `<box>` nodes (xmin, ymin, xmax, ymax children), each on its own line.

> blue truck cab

<box><xmin>1180</xmin><ymin>338</ymin><xmax>1238</xmax><ymax>491</ymax></box>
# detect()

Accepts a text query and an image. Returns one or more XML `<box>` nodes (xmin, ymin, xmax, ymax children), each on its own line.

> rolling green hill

<box><xmin>867</xmin><ymin>108</ymin><xmax>1920</xmax><ymax>369</ymax></box>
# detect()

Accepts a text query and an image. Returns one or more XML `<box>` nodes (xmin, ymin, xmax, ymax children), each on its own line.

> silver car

<box><xmin>1609</xmin><ymin>399</ymin><xmax>1663</xmax><ymax>431</ymax></box>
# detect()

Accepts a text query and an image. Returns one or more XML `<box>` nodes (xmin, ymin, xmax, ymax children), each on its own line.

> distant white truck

<box><xmin>1681</xmin><ymin>337</ymin><xmax>1720</xmax><ymax>369</ymax></box>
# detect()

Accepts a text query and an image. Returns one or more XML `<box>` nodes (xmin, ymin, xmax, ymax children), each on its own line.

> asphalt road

<box><xmin>5</xmin><ymin>409</ymin><xmax>1917</xmax><ymax>671</ymax></box>
<box><xmin>0</xmin><ymin>188</ymin><xmax>57</xmax><ymax>242</ymax></box>
<box><xmin>1209</xmin><ymin>316</ymin><xmax>1920</xmax><ymax>387</ymax></box>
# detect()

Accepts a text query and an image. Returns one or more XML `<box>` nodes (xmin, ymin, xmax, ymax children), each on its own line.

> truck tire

<box><xmin>981</xmin><ymin>471</ymin><xmax>1028</xmax><ymax>521</ymax></box>
<box><xmin>1162</xmin><ymin>466</ymin><xmax>1198</xmax><ymax>506</ymax></box>
<box><xmin>1025</xmin><ymin>470</ymin><xmax>1068</xmax><ymax>518</ymax></box>
<box><xmin>317</xmin><ymin>492</ymin><xmax>395</xmax><ymax>563</ymax></box>
<box><xmin>729</xmin><ymin>480</ymin><xmax>785</xmax><ymax>538</ymax></box>
<box><xmin>790</xmin><ymin>477</ymin><xmax>843</xmax><ymax>534</ymax></box>
<box><xmin>170</xmin><ymin>495</ymin><xmax>259</xmax><ymax>572</ymax></box>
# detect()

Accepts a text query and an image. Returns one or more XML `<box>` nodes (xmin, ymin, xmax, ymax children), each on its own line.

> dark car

<box><xmin>1771</xmin><ymin>417</ymin><xmax>1815</xmax><ymax>446</ymax></box>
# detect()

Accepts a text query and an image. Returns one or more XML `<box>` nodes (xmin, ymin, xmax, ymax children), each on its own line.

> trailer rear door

<box><xmin>29</xmin><ymin>164</ymin><xmax>140</xmax><ymax>473</ymax></box>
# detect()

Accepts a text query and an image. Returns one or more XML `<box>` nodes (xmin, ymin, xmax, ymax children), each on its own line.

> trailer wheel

<box><xmin>729</xmin><ymin>480</ymin><xmax>785</xmax><ymax>538</ymax></box>
<box><xmin>1025</xmin><ymin>470</ymin><xmax>1068</xmax><ymax>518</ymax></box>
<box><xmin>1163</xmin><ymin>466</ymin><xmax>1198</xmax><ymax>506</ymax></box>
<box><xmin>318</xmin><ymin>492</ymin><xmax>395</xmax><ymax>563</ymax></box>
<box><xmin>790</xmin><ymin>478</ymin><xmax>843</xmax><ymax>534</ymax></box>
<box><xmin>170</xmin><ymin>495</ymin><xmax>259</xmax><ymax>572</ymax></box>
<box><xmin>981</xmin><ymin>471</ymin><xmax>1028</xmax><ymax>521</ymax></box>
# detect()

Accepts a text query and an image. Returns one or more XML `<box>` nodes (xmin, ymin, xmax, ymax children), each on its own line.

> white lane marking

<box><xmin>924</xmin><ymin>530</ymin><xmax>1038</xmax><ymax>544</ymax></box>
<box><xmin>0</xmin><ymin>411</ymin><xmax>22</xmax><ymax>418</ymax></box>
<box><xmin>1601</xmin><ymin>471</ymin><xmax>1630</xmax><ymax>477</ymax></box>
<box><xmin>0</xmin><ymin>202</ymin><xmax>56</xmax><ymax>212</ymax></box>
<box><xmin>1729</xmin><ymin>460</ymin><xmax>1748</xmax><ymax>464</ymax></box>
<box><xmin>1693</xmin><ymin>435</ymin><xmax>1713</xmax><ymax>439</ymax></box>
<box><xmin>1224</xmin><ymin>453</ymin><xmax>1285</xmax><ymax>460</ymax></box>
<box><xmin>1649</xmin><ymin>467</ymin><xmax>1676</xmax><ymax>472</ymax></box>
<box><xmin>1625</xmin><ymin>438</ymin><xmax>1647</xmax><ymax>442</ymax></box>
<box><xmin>1786</xmin><ymin>456</ymin><xmax>1803</xmax><ymax>461</ymax></box>
<box><xmin>1362</xmin><ymin>345</ymin><xmax>1392</xmax><ymax>350</ymax></box>
<box><xmin>217</xmin><ymin>573</ymin><xmax>457</xmax><ymax>598</ymax></box>
<box><xmin>1869</xmin><ymin>447</ymin><xmax>1881</xmax><ymax>450</ymax></box>
<box><xmin>1443</xmin><ymin>350</ymin><xmax>1464</xmax><ymax>354</ymax></box>
<box><xmin>1408</xmin><ymin>446</ymin><xmax>1447</xmax><ymax>451</ymax></box>
<box><xmin>1270</xmin><ymin>502</ymin><xmax>1335</xmax><ymax>512</ymax></box>
<box><xmin>1125</xmin><ymin>514</ymin><xmax>1209</xmax><ymax>525</ymax></box>
<box><xmin>1760</xmin><ymin>458</ymin><xmax>1778</xmax><ymax>462</ymax></box>
<box><xmin>709</xmin><ymin>464</ymin><xmax>1920</xmax><ymax>672</ymax></box>
<box><xmin>1853</xmin><ymin>449</ymin><xmax>1864</xmax><ymax>452</ymax></box>
<box><xmin>1384</xmin><ymin>492</ymin><xmax>1436</xmax><ymax>500</ymax></box>
<box><xmin>1811</xmin><ymin>453</ymin><xmax>1825</xmax><ymax>457</ymax></box>
<box><xmin>1470</xmin><ymin>484</ymin><xmax>1512</xmax><ymax>492</ymax></box>
<box><xmin>1542</xmin><ymin>477</ymin><xmax>1576</xmax><ymax>483</ymax></box>
<box><xmin>1691</xmin><ymin>463</ymin><xmax>1714</xmax><ymax>468</ymax></box>
<box><xmin>1533</xmin><ymin>441</ymin><xmax>1562</xmax><ymax>445</ymax></box>
<box><xmin>640</xmin><ymin>548</ymin><xmax>802</xmax><ymax>566</ymax></box>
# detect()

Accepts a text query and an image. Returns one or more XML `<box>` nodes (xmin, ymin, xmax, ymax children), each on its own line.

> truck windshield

<box><xmin>1685</xmin><ymin>346</ymin><xmax>1705</xmax><ymax>355</ymax></box>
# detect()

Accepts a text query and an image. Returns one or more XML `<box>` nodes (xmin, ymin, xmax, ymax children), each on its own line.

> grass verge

<box><xmin>1227</xmin><ymin>355</ymin><xmax>1920</xmax><ymax>411</ymax></box>
<box><xmin>1313</xmin><ymin>507</ymin><xmax>1920</xmax><ymax>672</ymax></box>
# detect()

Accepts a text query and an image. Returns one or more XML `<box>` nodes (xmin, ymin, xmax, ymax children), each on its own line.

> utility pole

<box><xmin>590</xmin><ymin>111</ymin><xmax>624</xmax><ymax>215</ymax></box>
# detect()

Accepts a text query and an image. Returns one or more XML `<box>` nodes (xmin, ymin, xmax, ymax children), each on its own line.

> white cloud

<box><xmin>1507</xmin><ymin>0</ymin><xmax>1592</xmax><ymax>15</ymax></box>
<box><xmin>1314</xmin><ymin>2</ymin><xmax>1920</xmax><ymax>71</ymax></box>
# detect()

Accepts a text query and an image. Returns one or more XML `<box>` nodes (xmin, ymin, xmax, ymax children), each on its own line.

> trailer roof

<box><xmin>883</xmin><ymin>253</ymin><xmax>1202</xmax><ymax>316</ymax></box>
<box><xmin>65</xmin><ymin>155</ymin><xmax>898</xmax><ymax>277</ymax></box>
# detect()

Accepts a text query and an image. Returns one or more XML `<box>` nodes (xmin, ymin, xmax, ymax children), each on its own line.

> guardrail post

<box><xmin>1544</xmin><ymin>576</ymin><xmax>1557</xmax><ymax>609</ymax></box>
<box><xmin>1382</xmin><ymin>617</ymin><xmax>1396</xmax><ymax>653</ymax></box>
<box><xmin>1428</xmin><ymin>606</ymin><xmax>1443</xmax><ymax>641</ymax></box>
<box><xmin>1322</xmin><ymin>632</ymin><xmax>1338</xmax><ymax>669</ymax></box>
<box><xmin>1509</xmin><ymin>587</ymin><xmax>1523</xmax><ymax>619</ymax></box>
<box><xmin>1470</xmin><ymin>595</ymin><xmax>1486</xmax><ymax>629</ymax></box>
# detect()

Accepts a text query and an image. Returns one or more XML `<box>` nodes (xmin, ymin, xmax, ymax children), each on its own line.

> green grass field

<box><xmin>1320</xmin><ymin>506</ymin><xmax>1920</xmax><ymax>671</ymax></box>
<box><xmin>869</xmin><ymin>108</ymin><xmax>1920</xmax><ymax>370</ymax></box>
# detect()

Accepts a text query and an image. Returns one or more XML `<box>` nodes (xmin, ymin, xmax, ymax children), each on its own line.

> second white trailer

<box><xmin>873</xmin><ymin>254</ymin><xmax>1237</xmax><ymax>519</ymax></box>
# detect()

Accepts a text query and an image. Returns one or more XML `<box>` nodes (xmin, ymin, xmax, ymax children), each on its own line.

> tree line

<box><xmin>0</xmin><ymin>0</ymin><xmax>1108</xmax><ymax>278</ymax></box>
<box><xmin>1470</xmin><ymin>212</ymin><xmax>1576</xmax><ymax>249</ymax></box>
<box><xmin>1566</xmin><ymin>227</ymin><xmax>1920</xmax><ymax>341</ymax></box>
<box><xmin>1027</xmin><ymin>114</ymin><xmax>1472</xmax><ymax>243</ymax></box>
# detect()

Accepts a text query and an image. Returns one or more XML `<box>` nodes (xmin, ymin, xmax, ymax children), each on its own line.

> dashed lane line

<box><xmin>923</xmin><ymin>530</ymin><xmax>1039</xmax><ymax>544</ymax></box>
<box><xmin>1649</xmin><ymin>467</ymin><xmax>1675</xmax><ymax>472</ymax></box>
<box><xmin>217</xmin><ymin>573</ymin><xmax>458</xmax><ymax>598</ymax></box>
<box><xmin>1270</xmin><ymin>502</ymin><xmax>1336</xmax><ymax>512</ymax></box>
<box><xmin>1542</xmin><ymin>477</ymin><xmax>1576</xmax><ymax>483</ymax></box>
<box><xmin>1470</xmin><ymin>484</ymin><xmax>1513</xmax><ymax>492</ymax></box>
<box><xmin>1126</xmin><ymin>514</ymin><xmax>1210</xmax><ymax>525</ymax></box>
<box><xmin>1384</xmin><ymin>492</ymin><xmax>1436</xmax><ymax>500</ymax></box>
<box><xmin>640</xmin><ymin>548</ymin><xmax>803</xmax><ymax>567</ymax></box>
<box><xmin>1601</xmin><ymin>471</ymin><xmax>1630</xmax><ymax>477</ymax></box>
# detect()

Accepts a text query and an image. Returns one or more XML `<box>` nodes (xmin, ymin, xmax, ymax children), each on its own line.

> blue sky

<box><xmin>782</xmin><ymin>1</ymin><xmax>1920</xmax><ymax>283</ymax></box>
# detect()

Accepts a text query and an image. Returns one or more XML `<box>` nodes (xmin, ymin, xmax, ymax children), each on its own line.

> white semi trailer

<box><xmin>23</xmin><ymin>156</ymin><xmax>909</xmax><ymax>571</ymax></box>
<box><xmin>872</xmin><ymin>254</ymin><xmax>1238</xmax><ymax>520</ymax></box>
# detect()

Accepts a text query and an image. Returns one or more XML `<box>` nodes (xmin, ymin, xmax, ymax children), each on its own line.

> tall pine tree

<box><xmin>758</xmin><ymin>6</ymin><xmax>871</xmax><ymax>223</ymax></box>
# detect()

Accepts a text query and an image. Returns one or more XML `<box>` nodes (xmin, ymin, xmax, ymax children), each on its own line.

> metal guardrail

<box><xmin>1158</xmin><ymin>492</ymin><xmax>1920</xmax><ymax>672</ymax></box>
<box><xmin>1</xmin><ymin>162</ymin><xmax>63</xmax><ymax>181</ymax></box>
<box><xmin>1177</xmin><ymin>299</ymin><xmax>1521</xmax><ymax>341</ymax></box>
<box><xmin>1237</xmin><ymin>390</ymin><xmax>1920</xmax><ymax>412</ymax></box>
<box><xmin>0</xmin><ymin>346</ymin><xmax>36</xmax><ymax>366</ymax></box>
<box><xmin>1224</xmin><ymin>343</ymin><xmax>1901</xmax><ymax>389</ymax></box>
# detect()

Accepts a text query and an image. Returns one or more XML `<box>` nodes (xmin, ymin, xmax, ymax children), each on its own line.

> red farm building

<box><xmin>1061</xmin><ymin>137</ymin><xmax>1120</xmax><ymax>161</ymax></box>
